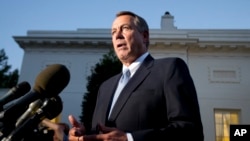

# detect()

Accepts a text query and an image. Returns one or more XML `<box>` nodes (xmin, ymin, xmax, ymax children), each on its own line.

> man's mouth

<box><xmin>117</xmin><ymin>43</ymin><xmax>126</xmax><ymax>48</ymax></box>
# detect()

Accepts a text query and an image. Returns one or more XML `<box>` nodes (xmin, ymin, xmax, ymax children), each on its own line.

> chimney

<box><xmin>161</xmin><ymin>11</ymin><xmax>177</xmax><ymax>30</ymax></box>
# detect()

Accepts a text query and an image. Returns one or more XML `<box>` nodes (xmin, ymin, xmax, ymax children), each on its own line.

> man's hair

<box><xmin>116</xmin><ymin>11</ymin><xmax>150</xmax><ymax>47</ymax></box>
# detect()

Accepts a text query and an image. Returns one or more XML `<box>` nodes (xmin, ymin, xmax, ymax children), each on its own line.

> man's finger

<box><xmin>68</xmin><ymin>114</ymin><xmax>81</xmax><ymax>127</ymax></box>
<box><xmin>68</xmin><ymin>115</ymin><xmax>86</xmax><ymax>135</ymax></box>
<box><xmin>98</xmin><ymin>124</ymin><xmax>115</xmax><ymax>133</ymax></box>
<box><xmin>85</xmin><ymin>134</ymin><xmax>105</xmax><ymax>141</ymax></box>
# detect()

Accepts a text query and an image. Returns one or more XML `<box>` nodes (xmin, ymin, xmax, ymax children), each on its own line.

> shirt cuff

<box><xmin>126</xmin><ymin>133</ymin><xmax>134</xmax><ymax>141</ymax></box>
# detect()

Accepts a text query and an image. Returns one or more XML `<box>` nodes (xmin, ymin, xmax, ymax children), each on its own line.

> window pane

<box><xmin>230</xmin><ymin>113</ymin><xmax>239</xmax><ymax>124</ymax></box>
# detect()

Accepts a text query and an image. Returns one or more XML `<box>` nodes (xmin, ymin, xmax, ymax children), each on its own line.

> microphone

<box><xmin>0</xmin><ymin>64</ymin><xmax>70</xmax><ymax>138</ymax></box>
<box><xmin>15</xmin><ymin>99</ymin><xmax>43</xmax><ymax>127</ymax></box>
<box><xmin>2</xmin><ymin>96</ymin><xmax>63</xmax><ymax>141</ymax></box>
<box><xmin>0</xmin><ymin>81</ymin><xmax>31</xmax><ymax>110</ymax></box>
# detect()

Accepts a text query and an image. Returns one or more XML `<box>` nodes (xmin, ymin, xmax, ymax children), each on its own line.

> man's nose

<box><xmin>115</xmin><ymin>30</ymin><xmax>124</xmax><ymax>39</ymax></box>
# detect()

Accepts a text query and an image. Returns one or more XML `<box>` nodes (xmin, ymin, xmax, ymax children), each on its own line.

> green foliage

<box><xmin>0</xmin><ymin>49</ymin><xmax>19</xmax><ymax>88</ymax></box>
<box><xmin>79</xmin><ymin>49</ymin><xmax>122</xmax><ymax>131</ymax></box>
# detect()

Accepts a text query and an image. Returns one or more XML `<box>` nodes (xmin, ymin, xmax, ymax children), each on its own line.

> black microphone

<box><xmin>0</xmin><ymin>64</ymin><xmax>70</xmax><ymax>138</ymax></box>
<box><xmin>0</xmin><ymin>81</ymin><xmax>31</xmax><ymax>110</ymax></box>
<box><xmin>2</xmin><ymin>96</ymin><xmax>63</xmax><ymax>141</ymax></box>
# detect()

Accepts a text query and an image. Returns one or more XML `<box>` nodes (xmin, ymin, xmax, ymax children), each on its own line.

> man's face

<box><xmin>111</xmin><ymin>15</ymin><xmax>147</xmax><ymax>66</ymax></box>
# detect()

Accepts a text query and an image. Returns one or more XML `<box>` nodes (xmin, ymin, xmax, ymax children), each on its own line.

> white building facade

<box><xmin>12</xmin><ymin>12</ymin><xmax>250</xmax><ymax>141</ymax></box>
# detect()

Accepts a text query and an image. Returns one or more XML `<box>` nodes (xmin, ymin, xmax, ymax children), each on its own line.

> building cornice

<box><xmin>13</xmin><ymin>28</ymin><xmax>250</xmax><ymax>49</ymax></box>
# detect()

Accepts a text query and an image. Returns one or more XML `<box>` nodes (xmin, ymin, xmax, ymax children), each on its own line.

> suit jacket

<box><xmin>91</xmin><ymin>55</ymin><xmax>204</xmax><ymax>141</ymax></box>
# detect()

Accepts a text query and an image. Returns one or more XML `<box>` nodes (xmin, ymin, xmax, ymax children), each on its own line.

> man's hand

<box><xmin>68</xmin><ymin>117</ymin><xmax>127</xmax><ymax>141</ymax></box>
<box><xmin>85</xmin><ymin>124</ymin><xmax>127</xmax><ymax>141</ymax></box>
<box><xmin>68</xmin><ymin>115</ymin><xmax>86</xmax><ymax>141</ymax></box>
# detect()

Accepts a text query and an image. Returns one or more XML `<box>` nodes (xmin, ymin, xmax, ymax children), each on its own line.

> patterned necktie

<box><xmin>108</xmin><ymin>69</ymin><xmax>131</xmax><ymax>117</ymax></box>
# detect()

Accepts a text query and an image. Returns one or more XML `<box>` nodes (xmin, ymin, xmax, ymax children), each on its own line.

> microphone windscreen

<box><xmin>33</xmin><ymin>64</ymin><xmax>70</xmax><ymax>97</ymax></box>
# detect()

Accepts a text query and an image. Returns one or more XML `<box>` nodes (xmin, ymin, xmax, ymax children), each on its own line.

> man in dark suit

<box><xmin>68</xmin><ymin>11</ymin><xmax>204</xmax><ymax>141</ymax></box>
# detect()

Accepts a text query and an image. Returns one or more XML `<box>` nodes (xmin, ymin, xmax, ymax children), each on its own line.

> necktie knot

<box><xmin>121</xmin><ymin>69</ymin><xmax>130</xmax><ymax>83</ymax></box>
<box><xmin>124</xmin><ymin>69</ymin><xmax>131</xmax><ymax>77</ymax></box>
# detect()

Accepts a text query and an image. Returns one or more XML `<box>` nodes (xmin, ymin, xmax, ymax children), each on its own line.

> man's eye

<box><xmin>121</xmin><ymin>26</ymin><xmax>132</xmax><ymax>33</ymax></box>
<box><xmin>122</xmin><ymin>26</ymin><xmax>130</xmax><ymax>30</ymax></box>
<box><xmin>111</xmin><ymin>30</ymin><xmax>116</xmax><ymax>35</ymax></box>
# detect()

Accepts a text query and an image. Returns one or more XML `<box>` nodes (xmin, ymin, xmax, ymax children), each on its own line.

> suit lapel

<box><xmin>108</xmin><ymin>55</ymin><xmax>154</xmax><ymax>120</ymax></box>
<box><xmin>100</xmin><ymin>74</ymin><xmax>121</xmax><ymax>123</ymax></box>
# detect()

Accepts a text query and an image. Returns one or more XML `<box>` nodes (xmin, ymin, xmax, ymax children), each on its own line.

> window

<box><xmin>209</xmin><ymin>66</ymin><xmax>240</xmax><ymax>83</ymax></box>
<box><xmin>214</xmin><ymin>109</ymin><xmax>240</xmax><ymax>141</ymax></box>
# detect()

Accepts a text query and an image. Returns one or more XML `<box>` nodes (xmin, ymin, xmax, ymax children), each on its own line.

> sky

<box><xmin>1</xmin><ymin>0</ymin><xmax>250</xmax><ymax>72</ymax></box>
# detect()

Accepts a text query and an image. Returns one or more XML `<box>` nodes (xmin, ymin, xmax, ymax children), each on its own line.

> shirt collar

<box><xmin>122</xmin><ymin>52</ymin><xmax>149</xmax><ymax>77</ymax></box>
